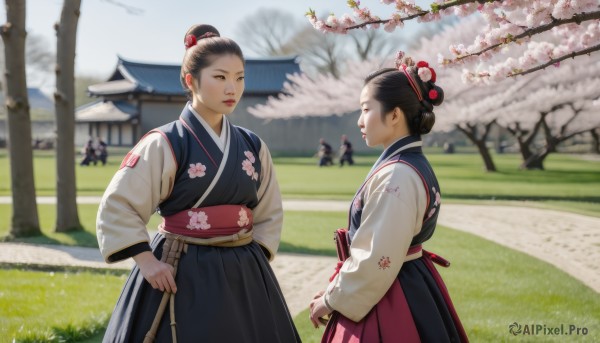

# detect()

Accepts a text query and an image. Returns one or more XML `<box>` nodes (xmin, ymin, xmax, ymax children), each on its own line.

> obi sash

<box><xmin>159</xmin><ymin>204</ymin><xmax>253</xmax><ymax>243</ymax></box>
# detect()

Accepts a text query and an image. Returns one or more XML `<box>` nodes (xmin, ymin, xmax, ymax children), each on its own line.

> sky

<box><xmin>2</xmin><ymin>0</ymin><xmax>429</xmax><ymax>83</ymax></box>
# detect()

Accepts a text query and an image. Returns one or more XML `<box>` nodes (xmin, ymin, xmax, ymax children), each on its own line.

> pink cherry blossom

<box><xmin>432</xmin><ymin>187</ymin><xmax>441</xmax><ymax>206</ymax></box>
<box><xmin>427</xmin><ymin>208</ymin><xmax>436</xmax><ymax>219</ymax></box>
<box><xmin>305</xmin><ymin>0</ymin><xmax>600</xmax><ymax>81</ymax></box>
<box><xmin>244</xmin><ymin>151</ymin><xmax>256</xmax><ymax>163</ymax></box>
<box><xmin>237</xmin><ymin>208</ymin><xmax>250</xmax><ymax>227</ymax></box>
<box><xmin>186</xmin><ymin>210</ymin><xmax>211</xmax><ymax>230</ymax></box>
<box><xmin>187</xmin><ymin>163</ymin><xmax>206</xmax><ymax>179</ymax></box>
<box><xmin>242</xmin><ymin>159</ymin><xmax>255</xmax><ymax>177</ymax></box>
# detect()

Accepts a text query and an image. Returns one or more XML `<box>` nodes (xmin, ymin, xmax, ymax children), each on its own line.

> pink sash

<box><xmin>160</xmin><ymin>204</ymin><xmax>253</xmax><ymax>238</ymax></box>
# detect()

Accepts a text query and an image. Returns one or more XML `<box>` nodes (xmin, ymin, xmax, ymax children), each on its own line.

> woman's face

<box><xmin>188</xmin><ymin>54</ymin><xmax>245</xmax><ymax>116</ymax></box>
<box><xmin>358</xmin><ymin>84</ymin><xmax>396</xmax><ymax>148</ymax></box>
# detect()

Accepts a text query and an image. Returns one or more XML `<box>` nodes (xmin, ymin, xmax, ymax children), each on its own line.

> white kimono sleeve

<box><xmin>251</xmin><ymin>140</ymin><xmax>283</xmax><ymax>261</ymax></box>
<box><xmin>96</xmin><ymin>132</ymin><xmax>177</xmax><ymax>263</ymax></box>
<box><xmin>324</xmin><ymin>163</ymin><xmax>427</xmax><ymax>322</ymax></box>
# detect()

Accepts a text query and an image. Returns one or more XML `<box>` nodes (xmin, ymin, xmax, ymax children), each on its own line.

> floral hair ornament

<box><xmin>416</xmin><ymin>61</ymin><xmax>437</xmax><ymax>83</ymax></box>
<box><xmin>394</xmin><ymin>50</ymin><xmax>423</xmax><ymax>101</ymax></box>
<box><xmin>184</xmin><ymin>35</ymin><xmax>197</xmax><ymax>49</ymax></box>
<box><xmin>184</xmin><ymin>32</ymin><xmax>218</xmax><ymax>50</ymax></box>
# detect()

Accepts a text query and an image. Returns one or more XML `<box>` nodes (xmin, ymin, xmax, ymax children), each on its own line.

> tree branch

<box><xmin>455</xmin><ymin>10</ymin><xmax>600</xmax><ymax>61</ymax></box>
<box><xmin>101</xmin><ymin>0</ymin><xmax>144</xmax><ymax>15</ymax></box>
<box><xmin>509</xmin><ymin>43</ymin><xmax>600</xmax><ymax>77</ymax></box>
<box><xmin>344</xmin><ymin>0</ymin><xmax>502</xmax><ymax>31</ymax></box>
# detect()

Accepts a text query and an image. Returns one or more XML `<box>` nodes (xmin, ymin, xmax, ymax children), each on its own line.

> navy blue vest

<box><xmin>154</xmin><ymin>106</ymin><xmax>262</xmax><ymax>216</ymax></box>
<box><xmin>348</xmin><ymin>135</ymin><xmax>441</xmax><ymax>246</ymax></box>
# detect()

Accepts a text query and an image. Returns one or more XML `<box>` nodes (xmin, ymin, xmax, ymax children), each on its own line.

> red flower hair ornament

<box><xmin>394</xmin><ymin>51</ymin><xmax>440</xmax><ymax>102</ymax></box>
<box><xmin>184</xmin><ymin>32</ymin><xmax>218</xmax><ymax>50</ymax></box>
<box><xmin>184</xmin><ymin>35</ymin><xmax>197</xmax><ymax>49</ymax></box>
<box><xmin>429</xmin><ymin>89</ymin><xmax>439</xmax><ymax>100</ymax></box>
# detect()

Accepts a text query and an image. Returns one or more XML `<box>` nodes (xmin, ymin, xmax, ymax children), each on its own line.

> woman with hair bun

<box><xmin>97</xmin><ymin>24</ymin><xmax>300</xmax><ymax>342</ymax></box>
<box><xmin>309</xmin><ymin>53</ymin><xmax>468</xmax><ymax>342</ymax></box>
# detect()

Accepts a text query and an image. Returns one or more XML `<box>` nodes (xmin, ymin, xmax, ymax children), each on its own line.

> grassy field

<box><xmin>1</xmin><ymin>149</ymin><xmax>599</xmax><ymax>215</ymax></box>
<box><xmin>0</xmin><ymin>268</ymin><xmax>125</xmax><ymax>343</ymax></box>
<box><xmin>1</xmin><ymin>221</ymin><xmax>598</xmax><ymax>342</ymax></box>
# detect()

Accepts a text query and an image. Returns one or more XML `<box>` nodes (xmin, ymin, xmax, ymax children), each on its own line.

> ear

<box><xmin>389</xmin><ymin>107</ymin><xmax>403</xmax><ymax>126</ymax></box>
<box><xmin>185</xmin><ymin>73</ymin><xmax>195</xmax><ymax>91</ymax></box>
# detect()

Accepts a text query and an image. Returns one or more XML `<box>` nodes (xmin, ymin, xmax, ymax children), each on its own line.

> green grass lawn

<box><xmin>1</xmin><ymin>221</ymin><xmax>598</xmax><ymax>342</ymax></box>
<box><xmin>1</xmin><ymin>149</ymin><xmax>599</xmax><ymax>202</ymax></box>
<box><xmin>0</xmin><ymin>268</ymin><xmax>126</xmax><ymax>343</ymax></box>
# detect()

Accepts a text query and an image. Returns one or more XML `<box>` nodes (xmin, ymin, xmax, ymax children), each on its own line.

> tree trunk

<box><xmin>474</xmin><ymin>139</ymin><xmax>496</xmax><ymax>172</ymax></box>
<box><xmin>591</xmin><ymin>128</ymin><xmax>600</xmax><ymax>154</ymax></box>
<box><xmin>515</xmin><ymin>138</ymin><xmax>534</xmax><ymax>164</ymax></box>
<box><xmin>522</xmin><ymin>149</ymin><xmax>550</xmax><ymax>170</ymax></box>
<box><xmin>1</xmin><ymin>0</ymin><xmax>41</xmax><ymax>237</ymax></box>
<box><xmin>456</xmin><ymin>123</ymin><xmax>497</xmax><ymax>172</ymax></box>
<box><xmin>54</xmin><ymin>0</ymin><xmax>82</xmax><ymax>232</ymax></box>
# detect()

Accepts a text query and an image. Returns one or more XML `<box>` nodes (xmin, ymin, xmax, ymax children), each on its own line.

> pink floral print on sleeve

<box><xmin>378</xmin><ymin>256</ymin><xmax>391</xmax><ymax>270</ymax></box>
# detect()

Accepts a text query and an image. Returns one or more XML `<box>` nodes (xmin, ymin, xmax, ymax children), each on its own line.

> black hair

<box><xmin>180</xmin><ymin>24</ymin><xmax>245</xmax><ymax>98</ymax></box>
<box><xmin>364</xmin><ymin>65</ymin><xmax>444</xmax><ymax>135</ymax></box>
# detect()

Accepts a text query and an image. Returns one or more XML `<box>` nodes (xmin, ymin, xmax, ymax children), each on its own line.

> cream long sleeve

<box><xmin>96</xmin><ymin>132</ymin><xmax>177</xmax><ymax>263</ymax></box>
<box><xmin>324</xmin><ymin>163</ymin><xmax>427</xmax><ymax>322</ymax></box>
<box><xmin>251</xmin><ymin>140</ymin><xmax>283</xmax><ymax>261</ymax></box>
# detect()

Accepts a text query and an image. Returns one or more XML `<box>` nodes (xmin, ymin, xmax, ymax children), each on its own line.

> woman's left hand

<box><xmin>309</xmin><ymin>291</ymin><xmax>332</xmax><ymax>328</ymax></box>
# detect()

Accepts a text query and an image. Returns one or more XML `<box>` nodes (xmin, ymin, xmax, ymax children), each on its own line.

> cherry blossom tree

<box><xmin>307</xmin><ymin>0</ymin><xmax>600</xmax><ymax>82</ymax></box>
<box><xmin>493</xmin><ymin>59</ymin><xmax>600</xmax><ymax>169</ymax></box>
<box><xmin>251</xmin><ymin>15</ymin><xmax>600</xmax><ymax>171</ymax></box>
<box><xmin>248</xmin><ymin>59</ymin><xmax>384</xmax><ymax>119</ymax></box>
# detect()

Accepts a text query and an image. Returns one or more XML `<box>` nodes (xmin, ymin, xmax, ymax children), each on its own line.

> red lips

<box><xmin>223</xmin><ymin>99</ymin><xmax>236</xmax><ymax>107</ymax></box>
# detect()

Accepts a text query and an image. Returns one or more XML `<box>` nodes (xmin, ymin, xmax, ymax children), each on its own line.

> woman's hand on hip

<box><xmin>133</xmin><ymin>251</ymin><xmax>177</xmax><ymax>293</ymax></box>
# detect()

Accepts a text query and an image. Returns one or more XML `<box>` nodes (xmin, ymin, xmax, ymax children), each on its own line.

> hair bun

<box><xmin>184</xmin><ymin>24</ymin><xmax>220</xmax><ymax>48</ymax></box>
<box><xmin>427</xmin><ymin>84</ymin><xmax>444</xmax><ymax>106</ymax></box>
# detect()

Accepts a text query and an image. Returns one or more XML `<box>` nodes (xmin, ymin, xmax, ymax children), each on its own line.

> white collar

<box><xmin>187</xmin><ymin>103</ymin><xmax>228</xmax><ymax>152</ymax></box>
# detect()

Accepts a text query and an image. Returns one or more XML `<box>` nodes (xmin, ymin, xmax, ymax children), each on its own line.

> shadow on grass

<box><xmin>0</xmin><ymin>229</ymin><xmax>99</xmax><ymax>248</ymax></box>
<box><xmin>279</xmin><ymin>241</ymin><xmax>336</xmax><ymax>257</ymax></box>
<box><xmin>15</xmin><ymin>315</ymin><xmax>109</xmax><ymax>343</ymax></box>
<box><xmin>0</xmin><ymin>263</ymin><xmax>129</xmax><ymax>276</ymax></box>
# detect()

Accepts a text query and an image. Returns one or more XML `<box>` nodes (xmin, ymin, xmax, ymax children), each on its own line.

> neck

<box><xmin>191</xmin><ymin>102</ymin><xmax>223</xmax><ymax>136</ymax></box>
<box><xmin>382</xmin><ymin>129</ymin><xmax>411</xmax><ymax>149</ymax></box>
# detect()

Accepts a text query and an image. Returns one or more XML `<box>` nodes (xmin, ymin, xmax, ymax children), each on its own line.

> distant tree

<box><xmin>1</xmin><ymin>0</ymin><xmax>41</xmax><ymax>237</ymax></box>
<box><xmin>306</xmin><ymin>0</ymin><xmax>600</xmax><ymax>82</ymax></box>
<box><xmin>288</xmin><ymin>25</ymin><xmax>345</xmax><ymax>78</ymax></box>
<box><xmin>235</xmin><ymin>8</ymin><xmax>300</xmax><ymax>56</ymax></box>
<box><xmin>75</xmin><ymin>75</ymin><xmax>101</xmax><ymax>107</ymax></box>
<box><xmin>0</xmin><ymin>32</ymin><xmax>54</xmax><ymax>89</ymax></box>
<box><xmin>236</xmin><ymin>8</ymin><xmax>402</xmax><ymax>78</ymax></box>
<box><xmin>54</xmin><ymin>0</ymin><xmax>82</xmax><ymax>232</ymax></box>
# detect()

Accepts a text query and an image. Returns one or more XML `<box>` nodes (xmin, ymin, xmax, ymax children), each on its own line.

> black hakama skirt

<box><xmin>322</xmin><ymin>254</ymin><xmax>468</xmax><ymax>343</ymax></box>
<box><xmin>102</xmin><ymin>234</ymin><xmax>301</xmax><ymax>342</ymax></box>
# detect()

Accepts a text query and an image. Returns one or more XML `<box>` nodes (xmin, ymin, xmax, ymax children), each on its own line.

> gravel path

<box><xmin>0</xmin><ymin>199</ymin><xmax>598</xmax><ymax>318</ymax></box>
